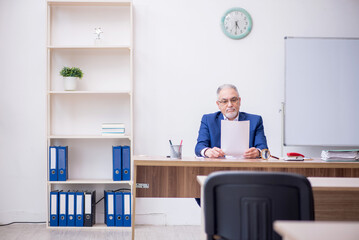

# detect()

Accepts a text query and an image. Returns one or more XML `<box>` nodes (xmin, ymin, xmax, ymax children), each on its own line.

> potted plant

<box><xmin>60</xmin><ymin>67</ymin><xmax>84</xmax><ymax>91</ymax></box>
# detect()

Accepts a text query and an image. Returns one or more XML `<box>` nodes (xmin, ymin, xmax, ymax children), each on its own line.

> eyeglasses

<box><xmin>260</xmin><ymin>149</ymin><xmax>279</xmax><ymax>160</ymax></box>
<box><xmin>217</xmin><ymin>97</ymin><xmax>240</xmax><ymax>106</ymax></box>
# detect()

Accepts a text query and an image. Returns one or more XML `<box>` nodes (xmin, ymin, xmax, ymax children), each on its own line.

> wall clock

<box><xmin>221</xmin><ymin>7</ymin><xmax>253</xmax><ymax>40</ymax></box>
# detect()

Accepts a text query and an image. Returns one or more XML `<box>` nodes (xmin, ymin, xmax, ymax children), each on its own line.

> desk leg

<box><xmin>132</xmin><ymin>165</ymin><xmax>137</xmax><ymax>240</ymax></box>
<box><xmin>201</xmin><ymin>184</ymin><xmax>206</xmax><ymax>240</ymax></box>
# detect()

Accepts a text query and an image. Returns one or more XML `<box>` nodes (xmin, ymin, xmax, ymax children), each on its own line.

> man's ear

<box><xmin>216</xmin><ymin>101</ymin><xmax>220</xmax><ymax>108</ymax></box>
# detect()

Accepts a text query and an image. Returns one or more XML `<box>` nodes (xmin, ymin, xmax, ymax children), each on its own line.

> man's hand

<box><xmin>243</xmin><ymin>147</ymin><xmax>260</xmax><ymax>159</ymax></box>
<box><xmin>204</xmin><ymin>147</ymin><xmax>225</xmax><ymax>158</ymax></box>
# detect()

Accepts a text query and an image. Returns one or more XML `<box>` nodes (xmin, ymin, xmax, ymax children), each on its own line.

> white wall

<box><xmin>1</xmin><ymin>0</ymin><xmax>359</xmax><ymax>225</ymax></box>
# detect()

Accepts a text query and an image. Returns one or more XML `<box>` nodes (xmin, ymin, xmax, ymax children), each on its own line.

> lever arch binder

<box><xmin>113</xmin><ymin>146</ymin><xmax>122</xmax><ymax>181</ymax></box>
<box><xmin>115</xmin><ymin>191</ymin><xmax>124</xmax><ymax>226</ymax></box>
<box><xmin>50</xmin><ymin>190</ymin><xmax>59</xmax><ymax>226</ymax></box>
<box><xmin>123</xmin><ymin>192</ymin><xmax>131</xmax><ymax>227</ymax></box>
<box><xmin>75</xmin><ymin>191</ymin><xmax>84</xmax><ymax>227</ymax></box>
<box><xmin>84</xmin><ymin>190</ymin><xmax>96</xmax><ymax>227</ymax></box>
<box><xmin>67</xmin><ymin>191</ymin><xmax>76</xmax><ymax>227</ymax></box>
<box><xmin>57</xmin><ymin>146</ymin><xmax>68</xmax><ymax>181</ymax></box>
<box><xmin>122</xmin><ymin>146</ymin><xmax>131</xmax><ymax>181</ymax></box>
<box><xmin>59</xmin><ymin>191</ymin><xmax>67</xmax><ymax>226</ymax></box>
<box><xmin>49</xmin><ymin>146</ymin><xmax>57</xmax><ymax>181</ymax></box>
<box><xmin>105</xmin><ymin>191</ymin><xmax>115</xmax><ymax>226</ymax></box>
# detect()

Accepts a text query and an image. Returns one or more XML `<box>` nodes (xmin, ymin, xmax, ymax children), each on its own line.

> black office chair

<box><xmin>204</xmin><ymin>171</ymin><xmax>314</xmax><ymax>240</ymax></box>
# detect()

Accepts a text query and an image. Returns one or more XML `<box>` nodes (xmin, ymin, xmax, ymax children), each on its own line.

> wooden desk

<box><xmin>132</xmin><ymin>156</ymin><xmax>359</xmax><ymax>239</ymax></box>
<box><xmin>274</xmin><ymin>221</ymin><xmax>359</xmax><ymax>240</ymax></box>
<box><xmin>134</xmin><ymin>156</ymin><xmax>359</xmax><ymax>198</ymax></box>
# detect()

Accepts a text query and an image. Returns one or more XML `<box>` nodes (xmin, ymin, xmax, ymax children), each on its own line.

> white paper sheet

<box><xmin>221</xmin><ymin>120</ymin><xmax>249</xmax><ymax>158</ymax></box>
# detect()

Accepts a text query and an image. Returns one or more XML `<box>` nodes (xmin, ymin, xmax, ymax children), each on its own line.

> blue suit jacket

<box><xmin>195</xmin><ymin>111</ymin><xmax>268</xmax><ymax>156</ymax></box>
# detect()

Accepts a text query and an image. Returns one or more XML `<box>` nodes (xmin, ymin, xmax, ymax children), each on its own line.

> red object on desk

<box><xmin>287</xmin><ymin>152</ymin><xmax>305</xmax><ymax>158</ymax></box>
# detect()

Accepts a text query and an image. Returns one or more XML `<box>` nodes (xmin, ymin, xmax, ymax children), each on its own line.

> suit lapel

<box><xmin>218</xmin><ymin>113</ymin><xmax>224</xmax><ymax>147</ymax></box>
<box><xmin>216</xmin><ymin>112</ymin><xmax>224</xmax><ymax>129</ymax></box>
<box><xmin>238</xmin><ymin>112</ymin><xmax>246</xmax><ymax>121</ymax></box>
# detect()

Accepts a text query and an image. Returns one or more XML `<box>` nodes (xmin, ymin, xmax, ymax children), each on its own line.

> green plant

<box><xmin>60</xmin><ymin>67</ymin><xmax>84</xmax><ymax>79</ymax></box>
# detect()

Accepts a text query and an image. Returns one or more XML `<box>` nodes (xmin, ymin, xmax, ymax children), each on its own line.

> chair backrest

<box><xmin>204</xmin><ymin>171</ymin><xmax>314</xmax><ymax>240</ymax></box>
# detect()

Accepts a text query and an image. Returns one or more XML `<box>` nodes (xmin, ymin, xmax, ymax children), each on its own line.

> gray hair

<box><xmin>216</xmin><ymin>84</ymin><xmax>239</xmax><ymax>98</ymax></box>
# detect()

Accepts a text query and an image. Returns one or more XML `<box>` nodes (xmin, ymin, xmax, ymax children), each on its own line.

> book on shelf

<box><xmin>321</xmin><ymin>149</ymin><xmax>359</xmax><ymax>162</ymax></box>
<box><xmin>102</xmin><ymin>123</ymin><xmax>125</xmax><ymax>136</ymax></box>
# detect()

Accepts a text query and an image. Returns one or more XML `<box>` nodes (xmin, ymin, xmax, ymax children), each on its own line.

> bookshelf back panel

<box><xmin>50</xmin><ymin>5</ymin><xmax>131</xmax><ymax>46</ymax></box>
<box><xmin>50</xmin><ymin>48</ymin><xmax>131</xmax><ymax>91</ymax></box>
<box><xmin>50</xmin><ymin>94</ymin><xmax>131</xmax><ymax>135</ymax></box>
<box><xmin>50</xmin><ymin>138</ymin><xmax>131</xmax><ymax>180</ymax></box>
<box><xmin>50</xmin><ymin>183</ymin><xmax>131</xmax><ymax>224</ymax></box>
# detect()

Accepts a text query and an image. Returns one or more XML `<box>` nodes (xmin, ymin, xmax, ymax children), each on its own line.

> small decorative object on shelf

<box><xmin>59</xmin><ymin>67</ymin><xmax>84</xmax><ymax>91</ymax></box>
<box><xmin>94</xmin><ymin>27</ymin><xmax>103</xmax><ymax>45</ymax></box>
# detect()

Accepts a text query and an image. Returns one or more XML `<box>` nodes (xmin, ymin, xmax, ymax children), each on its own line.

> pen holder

<box><xmin>170</xmin><ymin>145</ymin><xmax>182</xmax><ymax>159</ymax></box>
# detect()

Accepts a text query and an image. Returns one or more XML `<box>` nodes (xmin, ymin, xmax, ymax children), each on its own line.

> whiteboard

<box><xmin>284</xmin><ymin>37</ymin><xmax>359</xmax><ymax>146</ymax></box>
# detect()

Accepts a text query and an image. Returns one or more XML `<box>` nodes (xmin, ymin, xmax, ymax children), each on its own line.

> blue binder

<box><xmin>75</xmin><ymin>192</ymin><xmax>84</xmax><ymax>227</ymax></box>
<box><xmin>106</xmin><ymin>191</ymin><xmax>115</xmax><ymax>226</ymax></box>
<box><xmin>59</xmin><ymin>191</ymin><xmax>67</xmax><ymax>226</ymax></box>
<box><xmin>57</xmin><ymin>146</ymin><xmax>68</xmax><ymax>181</ymax></box>
<box><xmin>122</xmin><ymin>146</ymin><xmax>131</xmax><ymax>181</ymax></box>
<box><xmin>115</xmin><ymin>191</ymin><xmax>124</xmax><ymax>226</ymax></box>
<box><xmin>49</xmin><ymin>146</ymin><xmax>58</xmax><ymax>181</ymax></box>
<box><xmin>50</xmin><ymin>190</ymin><xmax>59</xmax><ymax>226</ymax></box>
<box><xmin>113</xmin><ymin>146</ymin><xmax>122</xmax><ymax>181</ymax></box>
<box><xmin>123</xmin><ymin>192</ymin><xmax>131</xmax><ymax>227</ymax></box>
<box><xmin>67</xmin><ymin>191</ymin><xmax>76</xmax><ymax>227</ymax></box>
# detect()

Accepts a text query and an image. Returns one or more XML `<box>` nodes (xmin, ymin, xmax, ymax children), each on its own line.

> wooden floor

<box><xmin>0</xmin><ymin>223</ymin><xmax>201</xmax><ymax>240</ymax></box>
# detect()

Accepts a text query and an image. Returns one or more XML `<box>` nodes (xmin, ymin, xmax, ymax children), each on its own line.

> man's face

<box><xmin>216</xmin><ymin>88</ymin><xmax>241</xmax><ymax>120</ymax></box>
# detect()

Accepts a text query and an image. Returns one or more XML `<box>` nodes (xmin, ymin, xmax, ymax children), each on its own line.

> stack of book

<box><xmin>102</xmin><ymin>123</ymin><xmax>125</xmax><ymax>136</ymax></box>
<box><xmin>321</xmin><ymin>149</ymin><xmax>359</xmax><ymax>162</ymax></box>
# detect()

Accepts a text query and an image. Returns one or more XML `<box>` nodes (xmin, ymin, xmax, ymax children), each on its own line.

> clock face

<box><xmin>221</xmin><ymin>8</ymin><xmax>252</xmax><ymax>39</ymax></box>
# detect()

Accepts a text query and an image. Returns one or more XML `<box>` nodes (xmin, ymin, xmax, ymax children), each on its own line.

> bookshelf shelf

<box><xmin>48</xmin><ymin>91</ymin><xmax>131</xmax><ymax>95</ymax></box>
<box><xmin>49</xmin><ymin>135</ymin><xmax>131</xmax><ymax>139</ymax></box>
<box><xmin>47</xmin><ymin>224</ymin><xmax>132</xmax><ymax>230</ymax></box>
<box><xmin>48</xmin><ymin>179</ymin><xmax>132</xmax><ymax>184</ymax></box>
<box><xmin>48</xmin><ymin>45</ymin><xmax>131</xmax><ymax>49</ymax></box>
<box><xmin>47</xmin><ymin>1</ymin><xmax>132</xmax><ymax>7</ymax></box>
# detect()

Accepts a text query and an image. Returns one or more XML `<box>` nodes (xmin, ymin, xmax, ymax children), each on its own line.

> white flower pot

<box><xmin>63</xmin><ymin>77</ymin><xmax>78</xmax><ymax>91</ymax></box>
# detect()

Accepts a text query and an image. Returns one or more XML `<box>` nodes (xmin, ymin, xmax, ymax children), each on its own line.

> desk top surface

<box><xmin>134</xmin><ymin>155</ymin><xmax>359</xmax><ymax>168</ymax></box>
<box><xmin>197</xmin><ymin>175</ymin><xmax>359</xmax><ymax>190</ymax></box>
<box><xmin>274</xmin><ymin>221</ymin><xmax>359</xmax><ymax>240</ymax></box>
